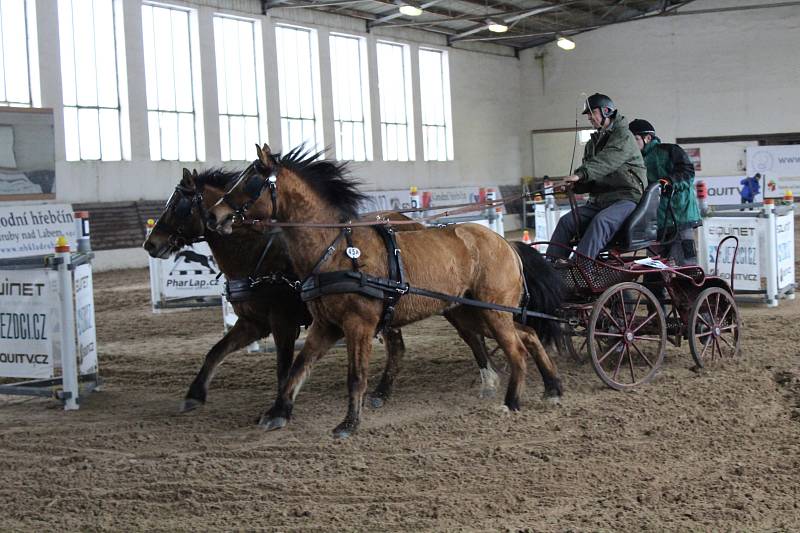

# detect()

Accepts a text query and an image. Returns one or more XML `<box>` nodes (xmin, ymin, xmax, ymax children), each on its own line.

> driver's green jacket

<box><xmin>573</xmin><ymin>114</ymin><xmax>648</xmax><ymax>209</ymax></box>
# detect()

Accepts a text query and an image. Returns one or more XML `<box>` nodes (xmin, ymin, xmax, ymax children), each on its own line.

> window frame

<box><xmin>58</xmin><ymin>0</ymin><xmax>129</xmax><ymax>161</ymax></box>
<box><xmin>329</xmin><ymin>32</ymin><xmax>372</xmax><ymax>162</ymax></box>
<box><xmin>212</xmin><ymin>13</ymin><xmax>268</xmax><ymax>162</ymax></box>
<box><xmin>141</xmin><ymin>1</ymin><xmax>205</xmax><ymax>162</ymax></box>
<box><xmin>0</xmin><ymin>0</ymin><xmax>40</xmax><ymax>108</ymax></box>
<box><xmin>376</xmin><ymin>40</ymin><xmax>415</xmax><ymax>162</ymax></box>
<box><xmin>275</xmin><ymin>23</ymin><xmax>323</xmax><ymax>154</ymax></box>
<box><xmin>418</xmin><ymin>47</ymin><xmax>454</xmax><ymax>162</ymax></box>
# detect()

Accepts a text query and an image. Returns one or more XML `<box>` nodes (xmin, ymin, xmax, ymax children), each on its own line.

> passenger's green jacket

<box><xmin>573</xmin><ymin>114</ymin><xmax>648</xmax><ymax>209</ymax></box>
<box><xmin>640</xmin><ymin>137</ymin><xmax>702</xmax><ymax>231</ymax></box>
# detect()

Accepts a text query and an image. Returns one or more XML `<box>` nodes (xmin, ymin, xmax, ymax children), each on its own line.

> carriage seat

<box><xmin>606</xmin><ymin>182</ymin><xmax>661</xmax><ymax>253</ymax></box>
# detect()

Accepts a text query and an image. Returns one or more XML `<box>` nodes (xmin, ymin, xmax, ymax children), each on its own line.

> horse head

<box><xmin>205</xmin><ymin>143</ymin><xmax>279</xmax><ymax>235</ymax></box>
<box><xmin>143</xmin><ymin>168</ymin><xmax>207</xmax><ymax>258</ymax></box>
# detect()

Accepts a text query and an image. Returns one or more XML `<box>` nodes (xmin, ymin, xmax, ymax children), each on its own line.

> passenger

<box><xmin>549</xmin><ymin>93</ymin><xmax>647</xmax><ymax>261</ymax></box>
<box><xmin>628</xmin><ymin>118</ymin><xmax>701</xmax><ymax>265</ymax></box>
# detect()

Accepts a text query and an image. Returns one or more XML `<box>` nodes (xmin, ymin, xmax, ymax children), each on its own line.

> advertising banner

<box><xmin>155</xmin><ymin>242</ymin><xmax>222</xmax><ymax>300</ymax></box>
<box><xmin>747</xmin><ymin>145</ymin><xmax>800</xmax><ymax>198</ymax></box>
<box><xmin>700</xmin><ymin>217</ymin><xmax>763</xmax><ymax>291</ymax></box>
<box><xmin>74</xmin><ymin>263</ymin><xmax>97</xmax><ymax>375</ymax></box>
<box><xmin>0</xmin><ymin>269</ymin><xmax>56</xmax><ymax>378</ymax></box>
<box><xmin>775</xmin><ymin>213</ymin><xmax>795</xmax><ymax>291</ymax></box>
<box><xmin>360</xmin><ymin>185</ymin><xmax>503</xmax><ymax>213</ymax></box>
<box><xmin>0</xmin><ymin>203</ymin><xmax>77</xmax><ymax>258</ymax></box>
<box><xmin>697</xmin><ymin>176</ymin><xmax>755</xmax><ymax>205</ymax></box>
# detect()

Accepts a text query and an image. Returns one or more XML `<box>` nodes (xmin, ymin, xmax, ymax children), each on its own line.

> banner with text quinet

<box><xmin>775</xmin><ymin>213</ymin><xmax>795</xmax><ymax>291</ymax></box>
<box><xmin>0</xmin><ymin>204</ymin><xmax>77</xmax><ymax>259</ymax></box>
<box><xmin>697</xmin><ymin>176</ymin><xmax>756</xmax><ymax>205</ymax></box>
<box><xmin>700</xmin><ymin>218</ymin><xmax>763</xmax><ymax>291</ymax></box>
<box><xmin>747</xmin><ymin>145</ymin><xmax>800</xmax><ymax>199</ymax></box>
<box><xmin>0</xmin><ymin>269</ymin><xmax>57</xmax><ymax>378</ymax></box>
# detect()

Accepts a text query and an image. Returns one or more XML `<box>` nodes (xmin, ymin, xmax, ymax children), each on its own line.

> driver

<box><xmin>548</xmin><ymin>93</ymin><xmax>647</xmax><ymax>261</ymax></box>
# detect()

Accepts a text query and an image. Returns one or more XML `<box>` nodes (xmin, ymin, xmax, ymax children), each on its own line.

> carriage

<box><xmin>540</xmin><ymin>182</ymin><xmax>742</xmax><ymax>390</ymax></box>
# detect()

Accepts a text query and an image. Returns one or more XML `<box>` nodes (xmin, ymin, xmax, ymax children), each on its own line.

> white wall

<box><xmin>519</xmin><ymin>0</ymin><xmax>800</xmax><ymax>177</ymax></box>
<box><xmin>33</xmin><ymin>0</ymin><xmax>523</xmax><ymax>203</ymax></box>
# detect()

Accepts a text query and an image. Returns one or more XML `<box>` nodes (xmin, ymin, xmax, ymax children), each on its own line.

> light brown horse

<box><xmin>205</xmin><ymin>145</ymin><xmax>563</xmax><ymax>438</ymax></box>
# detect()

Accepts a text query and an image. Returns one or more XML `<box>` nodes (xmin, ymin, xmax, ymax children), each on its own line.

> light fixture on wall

<box><xmin>398</xmin><ymin>2</ymin><xmax>423</xmax><ymax>16</ymax></box>
<box><xmin>487</xmin><ymin>19</ymin><xmax>508</xmax><ymax>33</ymax></box>
<box><xmin>556</xmin><ymin>36</ymin><xmax>576</xmax><ymax>50</ymax></box>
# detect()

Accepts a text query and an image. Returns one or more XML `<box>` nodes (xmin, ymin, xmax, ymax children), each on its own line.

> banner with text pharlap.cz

<box><xmin>0</xmin><ymin>203</ymin><xmax>77</xmax><ymax>259</ymax></box>
<box><xmin>747</xmin><ymin>145</ymin><xmax>800</xmax><ymax>199</ymax></box>
<box><xmin>0</xmin><ymin>269</ymin><xmax>57</xmax><ymax>378</ymax></box>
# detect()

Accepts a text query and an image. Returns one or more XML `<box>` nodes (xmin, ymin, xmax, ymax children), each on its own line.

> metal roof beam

<box><xmin>447</xmin><ymin>3</ymin><xmax>571</xmax><ymax>43</ymax></box>
<box><xmin>367</xmin><ymin>1</ymin><xmax>452</xmax><ymax>29</ymax></box>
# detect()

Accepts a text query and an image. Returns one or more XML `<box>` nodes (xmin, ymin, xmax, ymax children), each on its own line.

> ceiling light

<box><xmin>556</xmin><ymin>36</ymin><xmax>576</xmax><ymax>50</ymax></box>
<box><xmin>487</xmin><ymin>20</ymin><xmax>508</xmax><ymax>33</ymax></box>
<box><xmin>398</xmin><ymin>3</ymin><xmax>423</xmax><ymax>16</ymax></box>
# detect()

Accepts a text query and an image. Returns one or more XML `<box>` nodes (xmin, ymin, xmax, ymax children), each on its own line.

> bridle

<box><xmin>217</xmin><ymin>158</ymin><xmax>279</xmax><ymax>224</ymax></box>
<box><xmin>152</xmin><ymin>183</ymin><xmax>208</xmax><ymax>248</ymax></box>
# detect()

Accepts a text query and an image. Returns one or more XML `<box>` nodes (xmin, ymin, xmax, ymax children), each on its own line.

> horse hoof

<box><xmin>180</xmin><ymin>398</ymin><xmax>203</xmax><ymax>413</ymax></box>
<box><xmin>479</xmin><ymin>387</ymin><xmax>497</xmax><ymax>399</ymax></box>
<box><xmin>332</xmin><ymin>423</ymin><xmax>356</xmax><ymax>439</ymax></box>
<box><xmin>369</xmin><ymin>396</ymin><xmax>385</xmax><ymax>409</ymax></box>
<box><xmin>544</xmin><ymin>395</ymin><xmax>562</xmax><ymax>406</ymax></box>
<box><xmin>260</xmin><ymin>416</ymin><xmax>288</xmax><ymax>431</ymax></box>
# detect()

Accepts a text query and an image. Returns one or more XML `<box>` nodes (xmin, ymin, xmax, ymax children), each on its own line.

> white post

<box><xmin>764</xmin><ymin>200</ymin><xmax>778</xmax><ymax>307</ymax></box>
<box><xmin>74</xmin><ymin>211</ymin><xmax>91</xmax><ymax>253</ymax></box>
<box><xmin>55</xmin><ymin>238</ymin><xmax>79</xmax><ymax>410</ymax></box>
<box><xmin>145</xmin><ymin>220</ymin><xmax>162</xmax><ymax>313</ymax></box>
<box><xmin>485</xmin><ymin>188</ymin><xmax>497</xmax><ymax>235</ymax></box>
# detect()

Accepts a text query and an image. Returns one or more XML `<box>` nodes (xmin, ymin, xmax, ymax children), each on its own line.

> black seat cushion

<box><xmin>608</xmin><ymin>182</ymin><xmax>661</xmax><ymax>252</ymax></box>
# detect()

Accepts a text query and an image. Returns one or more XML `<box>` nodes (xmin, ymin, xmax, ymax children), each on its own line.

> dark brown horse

<box><xmin>142</xmin><ymin>168</ymin><xmax>509</xmax><ymax>415</ymax></box>
<box><xmin>205</xmin><ymin>145</ymin><xmax>564</xmax><ymax>438</ymax></box>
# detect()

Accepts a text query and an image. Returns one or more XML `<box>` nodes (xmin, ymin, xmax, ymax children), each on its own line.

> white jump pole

<box><xmin>55</xmin><ymin>236</ymin><xmax>79</xmax><ymax>410</ymax></box>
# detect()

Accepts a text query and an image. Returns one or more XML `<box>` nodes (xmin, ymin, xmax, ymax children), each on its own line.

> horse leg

<box><xmin>368</xmin><ymin>327</ymin><xmax>405</xmax><ymax>409</ymax></box>
<box><xmin>333</xmin><ymin>320</ymin><xmax>376</xmax><ymax>439</ymax></box>
<box><xmin>182</xmin><ymin>318</ymin><xmax>264</xmax><ymax>412</ymax></box>
<box><xmin>268</xmin><ymin>313</ymin><xmax>302</xmax><ymax>391</ymax></box>
<box><xmin>482</xmin><ymin>313</ymin><xmax>528</xmax><ymax>411</ymax></box>
<box><xmin>515</xmin><ymin>324</ymin><xmax>563</xmax><ymax>403</ymax></box>
<box><xmin>444</xmin><ymin>312</ymin><xmax>499</xmax><ymax>398</ymax></box>
<box><xmin>260</xmin><ymin>321</ymin><xmax>342</xmax><ymax>430</ymax></box>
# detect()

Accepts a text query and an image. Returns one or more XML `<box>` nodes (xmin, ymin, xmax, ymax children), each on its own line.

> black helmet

<box><xmin>582</xmin><ymin>93</ymin><xmax>616</xmax><ymax>118</ymax></box>
<box><xmin>629</xmin><ymin>119</ymin><xmax>656</xmax><ymax>137</ymax></box>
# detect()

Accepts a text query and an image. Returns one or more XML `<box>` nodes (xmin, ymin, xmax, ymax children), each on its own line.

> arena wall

<box><xmin>518</xmin><ymin>0</ymin><xmax>800</xmax><ymax>178</ymax></box>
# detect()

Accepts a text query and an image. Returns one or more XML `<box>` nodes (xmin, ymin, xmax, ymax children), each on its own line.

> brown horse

<box><xmin>143</xmin><ymin>168</ymin><xmax>507</xmax><ymax>415</ymax></box>
<box><xmin>205</xmin><ymin>145</ymin><xmax>564</xmax><ymax>438</ymax></box>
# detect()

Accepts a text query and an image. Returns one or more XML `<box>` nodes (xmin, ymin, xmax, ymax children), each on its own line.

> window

<box><xmin>419</xmin><ymin>48</ymin><xmax>453</xmax><ymax>161</ymax></box>
<box><xmin>213</xmin><ymin>15</ymin><xmax>267</xmax><ymax>162</ymax></box>
<box><xmin>59</xmin><ymin>0</ymin><xmax>128</xmax><ymax>161</ymax></box>
<box><xmin>0</xmin><ymin>0</ymin><xmax>39</xmax><ymax>107</ymax></box>
<box><xmin>275</xmin><ymin>25</ymin><xmax>322</xmax><ymax>153</ymax></box>
<box><xmin>329</xmin><ymin>33</ymin><xmax>371</xmax><ymax>161</ymax></box>
<box><xmin>141</xmin><ymin>3</ymin><xmax>204</xmax><ymax>161</ymax></box>
<box><xmin>377</xmin><ymin>41</ymin><xmax>414</xmax><ymax>161</ymax></box>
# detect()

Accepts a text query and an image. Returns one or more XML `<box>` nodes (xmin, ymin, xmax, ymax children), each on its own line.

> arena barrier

<box><xmin>145</xmin><ymin>221</ymin><xmax>223</xmax><ymax>312</ymax></box>
<box><xmin>530</xmin><ymin>198</ymin><xmax>796</xmax><ymax>306</ymax></box>
<box><xmin>697</xmin><ymin>201</ymin><xmax>795</xmax><ymax>307</ymax></box>
<box><xmin>0</xmin><ymin>206</ymin><xmax>99</xmax><ymax>409</ymax></box>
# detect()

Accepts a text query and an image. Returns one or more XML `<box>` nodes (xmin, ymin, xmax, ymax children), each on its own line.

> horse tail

<box><xmin>511</xmin><ymin>241</ymin><xmax>564</xmax><ymax>346</ymax></box>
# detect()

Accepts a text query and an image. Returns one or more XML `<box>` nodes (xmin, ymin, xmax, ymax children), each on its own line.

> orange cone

<box><xmin>522</xmin><ymin>229</ymin><xmax>532</xmax><ymax>245</ymax></box>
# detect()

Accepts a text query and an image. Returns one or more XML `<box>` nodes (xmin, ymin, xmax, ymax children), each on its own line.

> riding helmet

<box><xmin>629</xmin><ymin>118</ymin><xmax>657</xmax><ymax>137</ymax></box>
<box><xmin>581</xmin><ymin>93</ymin><xmax>616</xmax><ymax>117</ymax></box>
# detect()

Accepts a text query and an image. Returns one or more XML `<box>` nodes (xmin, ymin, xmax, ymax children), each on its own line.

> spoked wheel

<box><xmin>561</xmin><ymin>323</ymin><xmax>590</xmax><ymax>365</ymax></box>
<box><xmin>588</xmin><ymin>283</ymin><xmax>667</xmax><ymax>390</ymax></box>
<box><xmin>689</xmin><ymin>287</ymin><xmax>741</xmax><ymax>368</ymax></box>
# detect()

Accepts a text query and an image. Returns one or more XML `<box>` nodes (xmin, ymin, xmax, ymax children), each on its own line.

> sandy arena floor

<box><xmin>1</xmin><ymin>239</ymin><xmax>799</xmax><ymax>531</ymax></box>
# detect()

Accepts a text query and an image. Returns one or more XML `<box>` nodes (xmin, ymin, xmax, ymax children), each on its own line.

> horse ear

<box><xmin>257</xmin><ymin>143</ymin><xmax>272</xmax><ymax>165</ymax></box>
<box><xmin>182</xmin><ymin>168</ymin><xmax>191</xmax><ymax>182</ymax></box>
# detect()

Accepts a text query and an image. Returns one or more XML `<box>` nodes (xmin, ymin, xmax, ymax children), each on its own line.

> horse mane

<box><xmin>194</xmin><ymin>168</ymin><xmax>242</xmax><ymax>191</ymax></box>
<box><xmin>275</xmin><ymin>145</ymin><xmax>366</xmax><ymax>219</ymax></box>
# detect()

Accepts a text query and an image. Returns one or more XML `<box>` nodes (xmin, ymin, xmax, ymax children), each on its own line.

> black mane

<box><xmin>275</xmin><ymin>145</ymin><xmax>366</xmax><ymax>219</ymax></box>
<box><xmin>194</xmin><ymin>168</ymin><xmax>242</xmax><ymax>191</ymax></box>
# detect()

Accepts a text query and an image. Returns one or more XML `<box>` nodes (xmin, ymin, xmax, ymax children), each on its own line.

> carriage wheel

<box><xmin>588</xmin><ymin>283</ymin><xmax>666</xmax><ymax>391</ymax></box>
<box><xmin>688</xmin><ymin>287</ymin><xmax>741</xmax><ymax>368</ymax></box>
<box><xmin>561</xmin><ymin>323</ymin><xmax>590</xmax><ymax>365</ymax></box>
